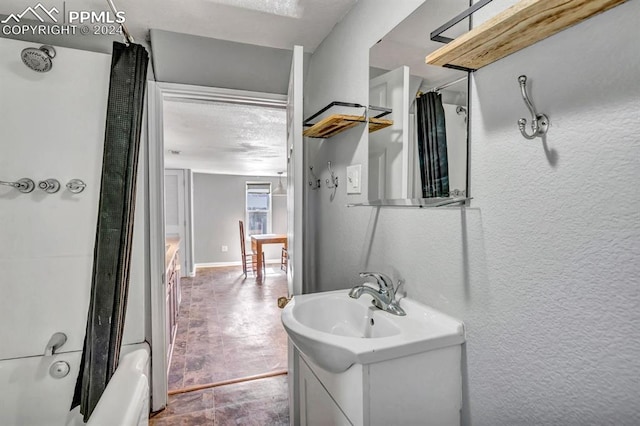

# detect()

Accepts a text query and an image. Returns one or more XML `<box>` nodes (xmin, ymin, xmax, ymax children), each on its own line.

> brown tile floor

<box><xmin>151</xmin><ymin>265</ymin><xmax>290</xmax><ymax>425</ymax></box>
<box><xmin>150</xmin><ymin>375</ymin><xmax>289</xmax><ymax>426</ymax></box>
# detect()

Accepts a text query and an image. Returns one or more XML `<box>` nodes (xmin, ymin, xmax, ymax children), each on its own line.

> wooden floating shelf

<box><xmin>303</xmin><ymin>102</ymin><xmax>394</xmax><ymax>139</ymax></box>
<box><xmin>303</xmin><ymin>115</ymin><xmax>393</xmax><ymax>139</ymax></box>
<box><xmin>426</xmin><ymin>0</ymin><xmax>629</xmax><ymax>70</ymax></box>
<box><xmin>369</xmin><ymin>117</ymin><xmax>393</xmax><ymax>133</ymax></box>
<box><xmin>303</xmin><ymin>114</ymin><xmax>365</xmax><ymax>138</ymax></box>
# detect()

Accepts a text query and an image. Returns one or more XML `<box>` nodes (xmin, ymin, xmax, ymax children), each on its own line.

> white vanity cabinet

<box><xmin>299</xmin><ymin>357</ymin><xmax>351</xmax><ymax>425</ymax></box>
<box><xmin>282</xmin><ymin>290</ymin><xmax>466</xmax><ymax>425</ymax></box>
<box><xmin>293</xmin><ymin>344</ymin><xmax>463</xmax><ymax>426</ymax></box>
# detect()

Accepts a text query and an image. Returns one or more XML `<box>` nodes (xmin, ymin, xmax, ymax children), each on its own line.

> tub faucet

<box><xmin>45</xmin><ymin>332</ymin><xmax>67</xmax><ymax>356</ymax></box>
<box><xmin>349</xmin><ymin>272</ymin><xmax>406</xmax><ymax>316</ymax></box>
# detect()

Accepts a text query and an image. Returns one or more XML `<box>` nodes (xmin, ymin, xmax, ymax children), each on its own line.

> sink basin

<box><xmin>292</xmin><ymin>293</ymin><xmax>402</xmax><ymax>338</ymax></box>
<box><xmin>281</xmin><ymin>289</ymin><xmax>465</xmax><ymax>373</ymax></box>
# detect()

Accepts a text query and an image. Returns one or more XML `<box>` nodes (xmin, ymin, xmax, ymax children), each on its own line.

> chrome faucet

<box><xmin>349</xmin><ymin>272</ymin><xmax>406</xmax><ymax>316</ymax></box>
<box><xmin>45</xmin><ymin>332</ymin><xmax>67</xmax><ymax>356</ymax></box>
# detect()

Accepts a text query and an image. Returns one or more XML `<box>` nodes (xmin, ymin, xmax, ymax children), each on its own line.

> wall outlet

<box><xmin>346</xmin><ymin>164</ymin><xmax>362</xmax><ymax>194</ymax></box>
<box><xmin>221</xmin><ymin>245</ymin><xmax>228</xmax><ymax>252</ymax></box>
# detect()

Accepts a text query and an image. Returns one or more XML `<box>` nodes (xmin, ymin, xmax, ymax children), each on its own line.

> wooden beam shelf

<box><xmin>303</xmin><ymin>114</ymin><xmax>365</xmax><ymax>138</ymax></box>
<box><xmin>425</xmin><ymin>0</ymin><xmax>629</xmax><ymax>70</ymax></box>
<box><xmin>369</xmin><ymin>117</ymin><xmax>393</xmax><ymax>133</ymax></box>
<box><xmin>303</xmin><ymin>102</ymin><xmax>393</xmax><ymax>139</ymax></box>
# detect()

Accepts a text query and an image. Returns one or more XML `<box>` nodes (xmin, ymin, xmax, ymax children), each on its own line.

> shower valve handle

<box><xmin>38</xmin><ymin>179</ymin><xmax>61</xmax><ymax>193</ymax></box>
<box><xmin>66</xmin><ymin>179</ymin><xmax>86</xmax><ymax>194</ymax></box>
<box><xmin>0</xmin><ymin>178</ymin><xmax>35</xmax><ymax>193</ymax></box>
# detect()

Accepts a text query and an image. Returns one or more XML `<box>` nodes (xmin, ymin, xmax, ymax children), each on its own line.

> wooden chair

<box><xmin>281</xmin><ymin>247</ymin><xmax>288</xmax><ymax>272</ymax></box>
<box><xmin>239</xmin><ymin>220</ymin><xmax>265</xmax><ymax>277</ymax></box>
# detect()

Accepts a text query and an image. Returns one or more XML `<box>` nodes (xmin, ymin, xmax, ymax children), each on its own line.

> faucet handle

<box><xmin>359</xmin><ymin>272</ymin><xmax>394</xmax><ymax>293</ymax></box>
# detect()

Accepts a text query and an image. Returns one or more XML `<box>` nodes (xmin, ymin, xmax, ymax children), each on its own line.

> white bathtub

<box><xmin>0</xmin><ymin>343</ymin><xmax>150</xmax><ymax>426</ymax></box>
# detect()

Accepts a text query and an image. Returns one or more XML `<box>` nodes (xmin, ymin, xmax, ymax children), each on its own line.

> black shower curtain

<box><xmin>72</xmin><ymin>41</ymin><xmax>148</xmax><ymax>422</ymax></box>
<box><xmin>416</xmin><ymin>92</ymin><xmax>449</xmax><ymax>198</ymax></box>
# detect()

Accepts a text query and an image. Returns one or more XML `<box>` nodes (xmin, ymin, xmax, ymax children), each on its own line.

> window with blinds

<box><xmin>245</xmin><ymin>182</ymin><xmax>272</xmax><ymax>236</ymax></box>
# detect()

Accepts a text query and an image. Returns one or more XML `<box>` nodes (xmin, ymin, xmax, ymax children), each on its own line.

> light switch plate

<box><xmin>346</xmin><ymin>164</ymin><xmax>362</xmax><ymax>194</ymax></box>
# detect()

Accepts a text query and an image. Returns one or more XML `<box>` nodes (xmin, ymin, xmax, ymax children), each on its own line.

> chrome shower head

<box><xmin>21</xmin><ymin>45</ymin><xmax>56</xmax><ymax>72</ymax></box>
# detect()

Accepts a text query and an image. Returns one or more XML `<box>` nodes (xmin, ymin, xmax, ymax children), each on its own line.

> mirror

<box><xmin>368</xmin><ymin>0</ymin><xmax>470</xmax><ymax>204</ymax></box>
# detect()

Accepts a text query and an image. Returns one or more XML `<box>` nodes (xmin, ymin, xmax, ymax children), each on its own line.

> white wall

<box><xmin>464</xmin><ymin>1</ymin><xmax>640</xmax><ymax>422</ymax></box>
<box><xmin>150</xmin><ymin>29</ymin><xmax>311</xmax><ymax>94</ymax></box>
<box><xmin>303</xmin><ymin>0</ymin><xmax>425</xmax><ymax>293</ymax></box>
<box><xmin>305</xmin><ymin>0</ymin><xmax>640</xmax><ymax>424</ymax></box>
<box><xmin>0</xmin><ymin>38</ymin><xmax>147</xmax><ymax>361</ymax></box>
<box><xmin>193</xmin><ymin>173</ymin><xmax>287</xmax><ymax>265</ymax></box>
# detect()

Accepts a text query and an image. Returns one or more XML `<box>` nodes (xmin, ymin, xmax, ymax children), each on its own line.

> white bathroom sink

<box><xmin>281</xmin><ymin>289</ymin><xmax>465</xmax><ymax>373</ymax></box>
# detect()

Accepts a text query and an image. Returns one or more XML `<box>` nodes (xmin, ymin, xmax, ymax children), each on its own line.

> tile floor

<box><xmin>150</xmin><ymin>265</ymin><xmax>290</xmax><ymax>425</ymax></box>
<box><xmin>150</xmin><ymin>375</ymin><xmax>289</xmax><ymax>426</ymax></box>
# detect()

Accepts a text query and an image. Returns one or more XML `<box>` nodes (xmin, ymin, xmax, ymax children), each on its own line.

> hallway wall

<box><xmin>193</xmin><ymin>173</ymin><xmax>287</xmax><ymax>265</ymax></box>
<box><xmin>150</xmin><ymin>29</ymin><xmax>311</xmax><ymax>94</ymax></box>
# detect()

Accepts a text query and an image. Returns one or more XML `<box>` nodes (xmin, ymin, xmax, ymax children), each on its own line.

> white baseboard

<box><xmin>196</xmin><ymin>261</ymin><xmax>241</xmax><ymax>268</ymax></box>
<box><xmin>196</xmin><ymin>259</ymin><xmax>281</xmax><ymax>269</ymax></box>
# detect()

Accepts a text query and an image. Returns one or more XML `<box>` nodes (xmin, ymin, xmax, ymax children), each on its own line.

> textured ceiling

<box><xmin>163</xmin><ymin>99</ymin><xmax>287</xmax><ymax>176</ymax></box>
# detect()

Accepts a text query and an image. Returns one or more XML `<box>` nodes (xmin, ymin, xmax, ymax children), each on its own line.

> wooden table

<box><xmin>251</xmin><ymin>233</ymin><xmax>287</xmax><ymax>279</ymax></box>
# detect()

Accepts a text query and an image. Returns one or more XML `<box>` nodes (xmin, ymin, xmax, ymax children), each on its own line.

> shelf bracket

<box><xmin>430</xmin><ymin>0</ymin><xmax>493</xmax><ymax>44</ymax></box>
<box><xmin>428</xmin><ymin>0</ymin><xmax>494</xmax><ymax>72</ymax></box>
<box><xmin>368</xmin><ymin>105</ymin><xmax>392</xmax><ymax>119</ymax></box>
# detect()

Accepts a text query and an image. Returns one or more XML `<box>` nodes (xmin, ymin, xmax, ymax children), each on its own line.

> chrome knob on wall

<box><xmin>49</xmin><ymin>361</ymin><xmax>70</xmax><ymax>379</ymax></box>
<box><xmin>38</xmin><ymin>178</ymin><xmax>61</xmax><ymax>193</ymax></box>
<box><xmin>0</xmin><ymin>178</ymin><xmax>35</xmax><ymax>193</ymax></box>
<box><xmin>66</xmin><ymin>179</ymin><xmax>86</xmax><ymax>194</ymax></box>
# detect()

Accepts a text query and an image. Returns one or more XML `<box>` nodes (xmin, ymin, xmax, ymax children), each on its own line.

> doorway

<box><xmin>148</xmin><ymin>83</ymin><xmax>289</xmax><ymax>411</ymax></box>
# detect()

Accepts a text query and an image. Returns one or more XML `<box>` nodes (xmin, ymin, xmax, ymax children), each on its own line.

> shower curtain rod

<box><xmin>416</xmin><ymin>75</ymin><xmax>468</xmax><ymax>98</ymax></box>
<box><xmin>105</xmin><ymin>0</ymin><xmax>134</xmax><ymax>44</ymax></box>
<box><xmin>428</xmin><ymin>76</ymin><xmax>467</xmax><ymax>93</ymax></box>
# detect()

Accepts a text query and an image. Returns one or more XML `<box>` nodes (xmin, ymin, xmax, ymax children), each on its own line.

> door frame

<box><xmin>368</xmin><ymin>66</ymin><xmax>411</xmax><ymax>199</ymax></box>
<box><xmin>287</xmin><ymin>45</ymin><xmax>304</xmax><ymax>299</ymax></box>
<box><xmin>147</xmin><ymin>82</ymin><xmax>287</xmax><ymax>411</ymax></box>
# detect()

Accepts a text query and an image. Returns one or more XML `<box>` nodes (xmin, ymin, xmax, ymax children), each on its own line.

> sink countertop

<box><xmin>165</xmin><ymin>236</ymin><xmax>180</xmax><ymax>270</ymax></box>
<box><xmin>281</xmin><ymin>289</ymin><xmax>465</xmax><ymax>373</ymax></box>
